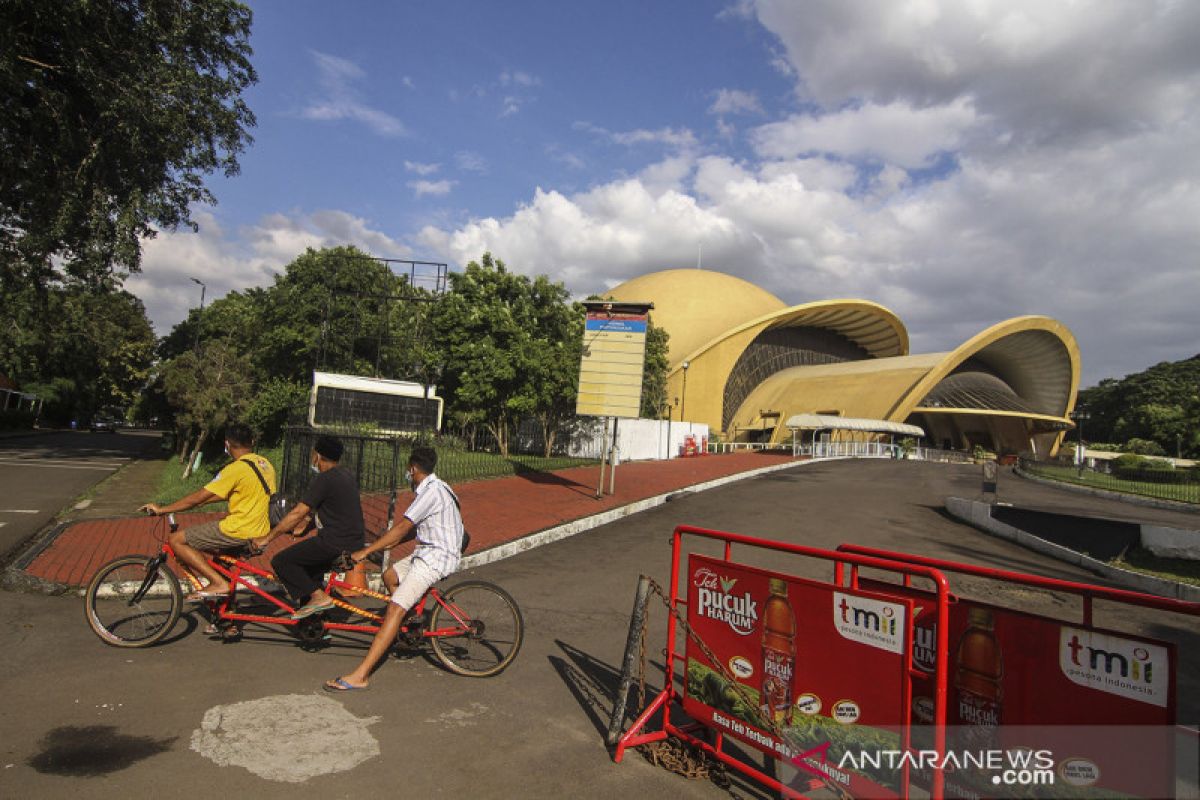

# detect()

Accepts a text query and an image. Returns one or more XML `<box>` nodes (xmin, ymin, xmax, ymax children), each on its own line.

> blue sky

<box><xmin>128</xmin><ymin>1</ymin><xmax>1200</xmax><ymax>387</ymax></box>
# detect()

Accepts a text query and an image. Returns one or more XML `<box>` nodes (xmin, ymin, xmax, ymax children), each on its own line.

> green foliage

<box><xmin>640</xmin><ymin>317</ymin><xmax>670</xmax><ymax>418</ymax></box>
<box><xmin>1124</xmin><ymin>437</ymin><xmax>1166</xmax><ymax>456</ymax></box>
<box><xmin>1112</xmin><ymin>453</ymin><xmax>1146</xmax><ymax>471</ymax></box>
<box><xmin>10</xmin><ymin>288</ymin><xmax>155</xmax><ymax>423</ymax></box>
<box><xmin>0</xmin><ymin>0</ymin><xmax>256</xmax><ymax>285</ymax></box>
<box><xmin>433</xmin><ymin>253</ymin><xmax>582</xmax><ymax>456</ymax></box>
<box><xmin>161</xmin><ymin>339</ymin><xmax>254</xmax><ymax>476</ymax></box>
<box><xmin>1077</xmin><ymin>355</ymin><xmax>1200</xmax><ymax>458</ymax></box>
<box><xmin>242</xmin><ymin>379</ymin><xmax>308</xmax><ymax>445</ymax></box>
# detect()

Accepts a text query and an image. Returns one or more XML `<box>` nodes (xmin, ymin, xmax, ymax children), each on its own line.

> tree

<box><xmin>640</xmin><ymin>317</ymin><xmax>670</xmax><ymax>418</ymax></box>
<box><xmin>1077</xmin><ymin>354</ymin><xmax>1200</xmax><ymax>457</ymax></box>
<box><xmin>433</xmin><ymin>254</ymin><xmax>581</xmax><ymax>457</ymax></box>
<box><xmin>16</xmin><ymin>287</ymin><xmax>155</xmax><ymax>423</ymax></box>
<box><xmin>161</xmin><ymin>340</ymin><xmax>254</xmax><ymax>478</ymax></box>
<box><xmin>1</xmin><ymin>0</ymin><xmax>257</xmax><ymax>288</ymax></box>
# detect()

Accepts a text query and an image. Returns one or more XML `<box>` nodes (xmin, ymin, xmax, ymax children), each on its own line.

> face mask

<box><xmin>224</xmin><ymin>443</ymin><xmax>230</xmax><ymax>457</ymax></box>
<box><xmin>310</xmin><ymin>460</ymin><xmax>320</xmax><ymax>475</ymax></box>
<box><xmin>406</xmin><ymin>469</ymin><xmax>416</xmax><ymax>487</ymax></box>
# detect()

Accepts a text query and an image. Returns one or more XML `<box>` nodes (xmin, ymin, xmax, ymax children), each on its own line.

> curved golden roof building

<box><xmin>607</xmin><ymin>269</ymin><xmax>1080</xmax><ymax>458</ymax></box>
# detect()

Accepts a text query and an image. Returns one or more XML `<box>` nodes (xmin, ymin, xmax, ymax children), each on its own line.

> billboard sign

<box><xmin>575</xmin><ymin>303</ymin><xmax>651</xmax><ymax>418</ymax></box>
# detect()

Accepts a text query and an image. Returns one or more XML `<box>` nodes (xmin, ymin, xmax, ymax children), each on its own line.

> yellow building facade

<box><xmin>607</xmin><ymin>269</ymin><xmax>1080</xmax><ymax>458</ymax></box>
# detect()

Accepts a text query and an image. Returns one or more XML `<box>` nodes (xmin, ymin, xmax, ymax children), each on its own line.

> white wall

<box><xmin>568</xmin><ymin>418</ymin><xmax>710</xmax><ymax>461</ymax></box>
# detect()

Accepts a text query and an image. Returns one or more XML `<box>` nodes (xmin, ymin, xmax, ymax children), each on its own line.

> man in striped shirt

<box><xmin>325</xmin><ymin>446</ymin><xmax>464</xmax><ymax>692</ymax></box>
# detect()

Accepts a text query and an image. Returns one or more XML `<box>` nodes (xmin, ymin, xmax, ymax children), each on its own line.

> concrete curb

<box><xmin>460</xmin><ymin>457</ymin><xmax>810</xmax><ymax>571</ymax></box>
<box><xmin>945</xmin><ymin>496</ymin><xmax>1200</xmax><ymax>602</ymax></box>
<box><xmin>1014</xmin><ymin>466</ymin><xmax>1200</xmax><ymax>514</ymax></box>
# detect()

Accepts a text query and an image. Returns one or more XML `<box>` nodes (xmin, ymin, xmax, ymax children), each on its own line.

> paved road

<box><xmin>0</xmin><ymin>460</ymin><xmax>1195</xmax><ymax>799</ymax></box>
<box><xmin>0</xmin><ymin>431</ymin><xmax>160</xmax><ymax>559</ymax></box>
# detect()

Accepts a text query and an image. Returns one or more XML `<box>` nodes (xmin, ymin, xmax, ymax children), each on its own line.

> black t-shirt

<box><xmin>301</xmin><ymin>466</ymin><xmax>364</xmax><ymax>550</ymax></box>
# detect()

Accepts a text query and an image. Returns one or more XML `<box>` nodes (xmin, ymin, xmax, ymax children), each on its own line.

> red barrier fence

<box><xmin>613</xmin><ymin>529</ymin><xmax>1200</xmax><ymax>798</ymax></box>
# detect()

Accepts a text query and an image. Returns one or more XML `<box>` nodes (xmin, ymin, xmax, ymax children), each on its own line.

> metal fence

<box><xmin>1019</xmin><ymin>457</ymin><xmax>1200</xmax><ymax>505</ymax></box>
<box><xmin>277</xmin><ymin>418</ymin><xmax>605</xmax><ymax>529</ymax></box>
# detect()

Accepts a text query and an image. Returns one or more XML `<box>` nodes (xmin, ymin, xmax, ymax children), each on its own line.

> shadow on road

<box><xmin>28</xmin><ymin>725</ymin><xmax>176</xmax><ymax>777</ymax></box>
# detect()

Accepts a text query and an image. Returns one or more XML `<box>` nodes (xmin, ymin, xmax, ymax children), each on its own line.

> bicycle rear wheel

<box><xmin>85</xmin><ymin>556</ymin><xmax>182</xmax><ymax>647</ymax></box>
<box><xmin>428</xmin><ymin>580</ymin><xmax>523</xmax><ymax>677</ymax></box>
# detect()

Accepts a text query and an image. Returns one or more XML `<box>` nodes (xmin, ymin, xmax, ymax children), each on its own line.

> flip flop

<box><xmin>291</xmin><ymin>601</ymin><xmax>335</xmax><ymax>619</ymax></box>
<box><xmin>324</xmin><ymin>677</ymin><xmax>367</xmax><ymax>692</ymax></box>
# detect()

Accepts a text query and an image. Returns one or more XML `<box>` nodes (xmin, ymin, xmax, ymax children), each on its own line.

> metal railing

<box><xmin>1019</xmin><ymin>457</ymin><xmax>1200</xmax><ymax>505</ymax></box>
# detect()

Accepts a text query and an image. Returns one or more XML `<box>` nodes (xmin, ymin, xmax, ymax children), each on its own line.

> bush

<box><xmin>1112</xmin><ymin>453</ymin><xmax>1146</xmax><ymax>471</ymax></box>
<box><xmin>1124</xmin><ymin>437</ymin><xmax>1166</xmax><ymax>456</ymax></box>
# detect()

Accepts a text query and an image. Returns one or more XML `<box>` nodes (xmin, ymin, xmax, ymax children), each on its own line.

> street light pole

<box><xmin>189</xmin><ymin>277</ymin><xmax>207</xmax><ymax>351</ymax></box>
<box><xmin>680</xmin><ymin>360</ymin><xmax>690</xmax><ymax>422</ymax></box>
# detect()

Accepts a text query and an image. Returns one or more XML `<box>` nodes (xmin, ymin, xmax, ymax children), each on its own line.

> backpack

<box><xmin>241</xmin><ymin>457</ymin><xmax>288</xmax><ymax>528</ymax></box>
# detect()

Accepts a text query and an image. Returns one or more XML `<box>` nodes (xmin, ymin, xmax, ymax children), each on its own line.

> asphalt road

<box><xmin>0</xmin><ymin>459</ymin><xmax>1195</xmax><ymax>799</ymax></box>
<box><xmin>0</xmin><ymin>431</ymin><xmax>160</xmax><ymax>560</ymax></box>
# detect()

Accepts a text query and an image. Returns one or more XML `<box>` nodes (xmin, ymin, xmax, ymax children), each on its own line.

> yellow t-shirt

<box><xmin>204</xmin><ymin>454</ymin><xmax>277</xmax><ymax>539</ymax></box>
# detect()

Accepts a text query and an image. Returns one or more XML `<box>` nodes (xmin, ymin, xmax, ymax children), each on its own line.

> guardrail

<box><xmin>1019</xmin><ymin>457</ymin><xmax>1200</xmax><ymax>505</ymax></box>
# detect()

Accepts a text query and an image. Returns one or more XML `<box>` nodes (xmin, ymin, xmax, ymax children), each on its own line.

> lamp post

<box><xmin>680</xmin><ymin>360</ymin><xmax>690</xmax><ymax>422</ymax></box>
<box><xmin>1071</xmin><ymin>408</ymin><xmax>1090</xmax><ymax>477</ymax></box>
<box><xmin>189</xmin><ymin>277</ymin><xmax>207</xmax><ymax>351</ymax></box>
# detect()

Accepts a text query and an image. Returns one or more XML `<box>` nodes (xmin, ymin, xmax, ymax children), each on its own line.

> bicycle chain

<box><xmin>639</xmin><ymin>576</ymin><xmax>853</xmax><ymax>800</ymax></box>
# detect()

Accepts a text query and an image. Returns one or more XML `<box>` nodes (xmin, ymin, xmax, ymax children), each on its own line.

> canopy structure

<box><xmin>785</xmin><ymin>414</ymin><xmax>925</xmax><ymax>437</ymax></box>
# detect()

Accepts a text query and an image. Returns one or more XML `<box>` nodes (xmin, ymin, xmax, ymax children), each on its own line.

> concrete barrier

<box><xmin>1142</xmin><ymin>525</ymin><xmax>1200</xmax><ymax>560</ymax></box>
<box><xmin>945</xmin><ymin>497</ymin><xmax>1200</xmax><ymax>602</ymax></box>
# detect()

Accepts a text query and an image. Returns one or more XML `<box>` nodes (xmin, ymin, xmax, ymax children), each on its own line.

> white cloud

<box><xmin>575</xmin><ymin>122</ymin><xmax>699</xmax><ymax>151</ymax></box>
<box><xmin>455</xmin><ymin>151</ymin><xmax>488</xmax><ymax>173</ymax></box>
<box><xmin>404</xmin><ymin>161</ymin><xmax>440</xmax><ymax>175</ymax></box>
<box><xmin>128</xmin><ymin>210</ymin><xmax>410</xmax><ymax>333</ymax></box>
<box><xmin>709</xmin><ymin>88</ymin><xmax>764</xmax><ymax>116</ymax></box>
<box><xmin>300</xmin><ymin>51</ymin><xmax>405</xmax><ymax>137</ymax></box>
<box><xmin>500</xmin><ymin>70</ymin><xmax>541</xmax><ymax>87</ymax></box>
<box><xmin>750</xmin><ymin>98</ymin><xmax>980</xmax><ymax>169</ymax></box>
<box><xmin>408</xmin><ymin>180</ymin><xmax>455</xmax><ymax>197</ymax></box>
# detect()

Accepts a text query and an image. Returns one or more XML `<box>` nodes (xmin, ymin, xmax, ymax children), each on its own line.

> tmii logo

<box><xmin>833</xmin><ymin>593</ymin><xmax>906</xmax><ymax>654</ymax></box>
<box><xmin>1058</xmin><ymin>627</ymin><xmax>1169</xmax><ymax>708</ymax></box>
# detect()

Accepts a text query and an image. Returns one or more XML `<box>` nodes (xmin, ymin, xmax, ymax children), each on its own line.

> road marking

<box><xmin>0</xmin><ymin>509</ymin><xmax>39</xmax><ymax>514</ymax></box>
<box><xmin>191</xmin><ymin>694</ymin><xmax>379</xmax><ymax>782</ymax></box>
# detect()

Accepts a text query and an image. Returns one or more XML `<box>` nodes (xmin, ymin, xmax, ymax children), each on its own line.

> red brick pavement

<box><xmin>22</xmin><ymin>452</ymin><xmax>795</xmax><ymax>587</ymax></box>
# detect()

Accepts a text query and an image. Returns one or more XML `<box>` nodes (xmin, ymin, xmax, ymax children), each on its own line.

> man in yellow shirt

<box><xmin>141</xmin><ymin>423</ymin><xmax>276</xmax><ymax>601</ymax></box>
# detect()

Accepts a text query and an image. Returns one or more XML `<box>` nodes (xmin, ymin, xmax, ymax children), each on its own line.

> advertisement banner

<box><xmin>682</xmin><ymin>554</ymin><xmax>913</xmax><ymax>797</ymax></box>
<box><xmin>861</xmin><ymin>578</ymin><xmax>1177</xmax><ymax>798</ymax></box>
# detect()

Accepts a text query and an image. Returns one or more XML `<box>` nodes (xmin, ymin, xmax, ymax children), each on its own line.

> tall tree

<box><xmin>640</xmin><ymin>317</ymin><xmax>670</xmax><ymax>418</ymax></box>
<box><xmin>161</xmin><ymin>339</ymin><xmax>254</xmax><ymax>477</ymax></box>
<box><xmin>433</xmin><ymin>254</ymin><xmax>581</xmax><ymax>457</ymax></box>
<box><xmin>0</xmin><ymin>0</ymin><xmax>257</xmax><ymax>287</ymax></box>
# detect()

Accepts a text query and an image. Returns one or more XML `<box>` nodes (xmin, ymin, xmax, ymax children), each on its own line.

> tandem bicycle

<box><xmin>83</xmin><ymin>514</ymin><xmax>523</xmax><ymax>678</ymax></box>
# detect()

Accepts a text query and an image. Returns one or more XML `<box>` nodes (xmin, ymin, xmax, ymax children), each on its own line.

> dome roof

<box><xmin>606</xmin><ymin>269</ymin><xmax>786</xmax><ymax>366</ymax></box>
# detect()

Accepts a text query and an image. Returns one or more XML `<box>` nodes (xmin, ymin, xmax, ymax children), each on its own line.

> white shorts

<box><xmin>389</xmin><ymin>556</ymin><xmax>440</xmax><ymax>609</ymax></box>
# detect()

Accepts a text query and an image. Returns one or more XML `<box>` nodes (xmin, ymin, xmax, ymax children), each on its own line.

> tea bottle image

<box><xmin>760</xmin><ymin>578</ymin><xmax>796</xmax><ymax>726</ymax></box>
<box><xmin>954</xmin><ymin>607</ymin><xmax>1003</xmax><ymax>751</ymax></box>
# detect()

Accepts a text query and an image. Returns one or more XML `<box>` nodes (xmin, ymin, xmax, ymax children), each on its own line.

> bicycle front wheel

<box><xmin>429</xmin><ymin>580</ymin><xmax>523</xmax><ymax>677</ymax></box>
<box><xmin>85</xmin><ymin>556</ymin><xmax>182</xmax><ymax>647</ymax></box>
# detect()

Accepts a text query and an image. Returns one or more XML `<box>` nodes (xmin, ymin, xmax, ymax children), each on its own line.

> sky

<box><xmin>125</xmin><ymin>0</ymin><xmax>1200</xmax><ymax>388</ymax></box>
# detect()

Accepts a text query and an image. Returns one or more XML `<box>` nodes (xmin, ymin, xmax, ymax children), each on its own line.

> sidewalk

<box><xmin>11</xmin><ymin>451</ymin><xmax>799</xmax><ymax>589</ymax></box>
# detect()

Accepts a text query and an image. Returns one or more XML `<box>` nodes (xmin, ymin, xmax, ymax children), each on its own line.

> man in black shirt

<box><xmin>255</xmin><ymin>435</ymin><xmax>364</xmax><ymax>618</ymax></box>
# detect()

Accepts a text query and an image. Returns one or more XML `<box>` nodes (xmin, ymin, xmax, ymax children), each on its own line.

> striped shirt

<box><xmin>403</xmin><ymin>473</ymin><xmax>463</xmax><ymax>578</ymax></box>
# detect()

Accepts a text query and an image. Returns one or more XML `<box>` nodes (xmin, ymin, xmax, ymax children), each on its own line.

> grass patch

<box><xmin>1023</xmin><ymin>463</ymin><xmax>1200</xmax><ymax>505</ymax></box>
<box><xmin>153</xmin><ymin>446</ymin><xmax>284</xmax><ymax>508</ymax></box>
<box><xmin>1111</xmin><ymin>547</ymin><xmax>1200</xmax><ymax>587</ymax></box>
